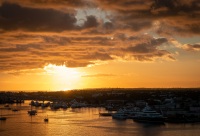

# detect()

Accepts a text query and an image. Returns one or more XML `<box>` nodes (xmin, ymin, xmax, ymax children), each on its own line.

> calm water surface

<box><xmin>1</xmin><ymin>101</ymin><xmax>200</xmax><ymax>136</ymax></box>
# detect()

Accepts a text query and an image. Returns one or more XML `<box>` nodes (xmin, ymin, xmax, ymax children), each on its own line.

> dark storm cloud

<box><xmin>1</xmin><ymin>0</ymin><xmax>199</xmax><ymax>34</ymax></box>
<box><xmin>151</xmin><ymin>0</ymin><xmax>200</xmax><ymax>35</ymax></box>
<box><xmin>0</xmin><ymin>0</ymin><xmax>93</xmax><ymax>9</ymax></box>
<box><xmin>0</xmin><ymin>2</ymin><xmax>77</xmax><ymax>32</ymax></box>
<box><xmin>97</xmin><ymin>0</ymin><xmax>200</xmax><ymax>35</ymax></box>
<box><xmin>151</xmin><ymin>0</ymin><xmax>200</xmax><ymax>13</ymax></box>
<box><xmin>126</xmin><ymin>37</ymin><xmax>168</xmax><ymax>53</ymax></box>
<box><xmin>82</xmin><ymin>15</ymin><xmax>99</xmax><ymax>28</ymax></box>
<box><xmin>118</xmin><ymin>37</ymin><xmax>173</xmax><ymax>61</ymax></box>
<box><xmin>96</xmin><ymin>0</ymin><xmax>152</xmax><ymax>11</ymax></box>
<box><xmin>29</xmin><ymin>0</ymin><xmax>87</xmax><ymax>7</ymax></box>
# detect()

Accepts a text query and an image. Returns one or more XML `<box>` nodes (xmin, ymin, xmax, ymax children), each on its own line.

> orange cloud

<box><xmin>0</xmin><ymin>0</ymin><xmax>199</xmax><ymax>73</ymax></box>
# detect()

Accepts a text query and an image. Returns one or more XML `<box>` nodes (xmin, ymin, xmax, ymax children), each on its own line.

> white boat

<box><xmin>112</xmin><ymin>112</ymin><xmax>127</xmax><ymax>120</ymax></box>
<box><xmin>112</xmin><ymin>109</ymin><xmax>127</xmax><ymax>120</ymax></box>
<box><xmin>70</xmin><ymin>100</ymin><xmax>87</xmax><ymax>108</ymax></box>
<box><xmin>132</xmin><ymin>105</ymin><xmax>165</xmax><ymax>123</ymax></box>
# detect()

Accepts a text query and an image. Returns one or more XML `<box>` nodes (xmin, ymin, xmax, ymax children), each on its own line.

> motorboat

<box><xmin>132</xmin><ymin>105</ymin><xmax>165</xmax><ymax>123</ymax></box>
<box><xmin>112</xmin><ymin>109</ymin><xmax>127</xmax><ymax>120</ymax></box>
<box><xmin>44</xmin><ymin>116</ymin><xmax>49</xmax><ymax>122</ymax></box>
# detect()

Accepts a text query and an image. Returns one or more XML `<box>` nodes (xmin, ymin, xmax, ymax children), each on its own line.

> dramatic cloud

<box><xmin>183</xmin><ymin>44</ymin><xmax>200</xmax><ymax>51</ymax></box>
<box><xmin>82</xmin><ymin>15</ymin><xmax>99</xmax><ymax>28</ymax></box>
<box><xmin>97</xmin><ymin>0</ymin><xmax>200</xmax><ymax>35</ymax></box>
<box><xmin>0</xmin><ymin>0</ymin><xmax>94</xmax><ymax>9</ymax></box>
<box><xmin>0</xmin><ymin>2</ymin><xmax>77</xmax><ymax>32</ymax></box>
<box><xmin>0</xmin><ymin>0</ymin><xmax>199</xmax><ymax>73</ymax></box>
<box><xmin>117</xmin><ymin>37</ymin><xmax>174</xmax><ymax>61</ymax></box>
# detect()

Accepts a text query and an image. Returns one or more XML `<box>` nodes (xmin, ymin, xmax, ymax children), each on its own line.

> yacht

<box><xmin>112</xmin><ymin>109</ymin><xmax>127</xmax><ymax>120</ymax></box>
<box><xmin>132</xmin><ymin>105</ymin><xmax>165</xmax><ymax>123</ymax></box>
<box><xmin>112</xmin><ymin>112</ymin><xmax>127</xmax><ymax>120</ymax></box>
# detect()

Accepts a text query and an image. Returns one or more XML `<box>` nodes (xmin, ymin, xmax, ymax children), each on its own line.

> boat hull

<box><xmin>0</xmin><ymin>117</ymin><xmax>7</xmax><ymax>120</ymax></box>
<box><xmin>28</xmin><ymin>110</ymin><xmax>37</xmax><ymax>115</ymax></box>
<box><xmin>99</xmin><ymin>113</ymin><xmax>113</xmax><ymax>116</ymax></box>
<box><xmin>133</xmin><ymin>117</ymin><xmax>165</xmax><ymax>123</ymax></box>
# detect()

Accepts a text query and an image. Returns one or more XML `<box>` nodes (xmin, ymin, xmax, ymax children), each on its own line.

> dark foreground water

<box><xmin>1</xmin><ymin>101</ymin><xmax>200</xmax><ymax>136</ymax></box>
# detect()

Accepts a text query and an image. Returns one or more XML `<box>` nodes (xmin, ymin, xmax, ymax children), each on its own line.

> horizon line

<box><xmin>1</xmin><ymin>87</ymin><xmax>200</xmax><ymax>92</ymax></box>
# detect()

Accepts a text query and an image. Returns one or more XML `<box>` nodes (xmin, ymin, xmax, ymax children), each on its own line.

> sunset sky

<box><xmin>0</xmin><ymin>0</ymin><xmax>200</xmax><ymax>91</ymax></box>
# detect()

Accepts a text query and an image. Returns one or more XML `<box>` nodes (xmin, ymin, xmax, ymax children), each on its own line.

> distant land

<box><xmin>1</xmin><ymin>88</ymin><xmax>200</xmax><ymax>104</ymax></box>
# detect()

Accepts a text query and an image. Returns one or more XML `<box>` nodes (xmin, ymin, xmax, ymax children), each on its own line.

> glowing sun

<box><xmin>43</xmin><ymin>64</ymin><xmax>81</xmax><ymax>90</ymax></box>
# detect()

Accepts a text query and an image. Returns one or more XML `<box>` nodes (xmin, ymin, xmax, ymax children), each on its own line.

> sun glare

<box><xmin>43</xmin><ymin>64</ymin><xmax>81</xmax><ymax>90</ymax></box>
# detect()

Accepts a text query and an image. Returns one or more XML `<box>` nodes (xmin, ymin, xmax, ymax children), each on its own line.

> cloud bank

<box><xmin>0</xmin><ymin>0</ymin><xmax>199</xmax><ymax>72</ymax></box>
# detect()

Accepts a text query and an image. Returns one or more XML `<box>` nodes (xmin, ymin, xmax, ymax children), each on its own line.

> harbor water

<box><xmin>1</xmin><ymin>101</ymin><xmax>200</xmax><ymax>136</ymax></box>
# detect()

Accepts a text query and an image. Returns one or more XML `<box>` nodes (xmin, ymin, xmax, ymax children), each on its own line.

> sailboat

<box><xmin>28</xmin><ymin>102</ymin><xmax>37</xmax><ymax>115</ymax></box>
<box><xmin>0</xmin><ymin>108</ymin><xmax>7</xmax><ymax>120</ymax></box>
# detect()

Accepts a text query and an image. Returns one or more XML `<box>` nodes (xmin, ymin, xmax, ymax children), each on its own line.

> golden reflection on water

<box><xmin>0</xmin><ymin>101</ymin><xmax>200</xmax><ymax>136</ymax></box>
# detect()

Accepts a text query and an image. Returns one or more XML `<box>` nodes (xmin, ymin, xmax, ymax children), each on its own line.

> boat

<box><xmin>112</xmin><ymin>112</ymin><xmax>127</xmax><ymax>120</ymax></box>
<box><xmin>70</xmin><ymin>100</ymin><xmax>87</xmax><ymax>108</ymax></box>
<box><xmin>132</xmin><ymin>105</ymin><xmax>165</xmax><ymax>123</ymax></box>
<box><xmin>28</xmin><ymin>110</ymin><xmax>37</xmax><ymax>115</ymax></box>
<box><xmin>112</xmin><ymin>109</ymin><xmax>127</xmax><ymax>120</ymax></box>
<box><xmin>0</xmin><ymin>117</ymin><xmax>7</xmax><ymax>120</ymax></box>
<box><xmin>4</xmin><ymin>104</ymin><xmax>9</xmax><ymax>108</ymax></box>
<box><xmin>41</xmin><ymin>102</ymin><xmax>50</xmax><ymax>108</ymax></box>
<box><xmin>12</xmin><ymin>109</ymin><xmax>19</xmax><ymax>112</ymax></box>
<box><xmin>44</xmin><ymin>118</ymin><xmax>48</xmax><ymax>122</ymax></box>
<box><xmin>44</xmin><ymin>116</ymin><xmax>49</xmax><ymax>122</ymax></box>
<box><xmin>99</xmin><ymin>112</ymin><xmax>113</xmax><ymax>116</ymax></box>
<box><xmin>0</xmin><ymin>108</ymin><xmax>7</xmax><ymax>120</ymax></box>
<box><xmin>50</xmin><ymin>102</ymin><xmax>60</xmax><ymax>110</ymax></box>
<box><xmin>28</xmin><ymin>104</ymin><xmax>37</xmax><ymax>115</ymax></box>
